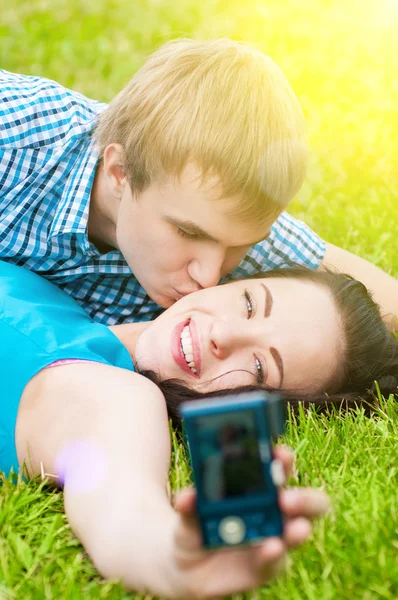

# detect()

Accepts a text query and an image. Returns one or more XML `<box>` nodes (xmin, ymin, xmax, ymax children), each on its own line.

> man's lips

<box><xmin>171</xmin><ymin>318</ymin><xmax>202</xmax><ymax>378</ymax></box>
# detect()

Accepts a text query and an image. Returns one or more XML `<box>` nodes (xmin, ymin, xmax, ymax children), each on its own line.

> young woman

<box><xmin>1</xmin><ymin>260</ymin><xmax>396</xmax><ymax>599</ymax></box>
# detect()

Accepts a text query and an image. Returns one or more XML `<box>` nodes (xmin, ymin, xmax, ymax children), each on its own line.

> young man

<box><xmin>0</xmin><ymin>39</ymin><xmax>396</xmax><ymax>327</ymax></box>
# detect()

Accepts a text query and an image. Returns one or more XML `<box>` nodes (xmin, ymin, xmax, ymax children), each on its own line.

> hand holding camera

<box><xmin>171</xmin><ymin>445</ymin><xmax>329</xmax><ymax>599</ymax></box>
<box><xmin>168</xmin><ymin>392</ymin><xmax>330</xmax><ymax>599</ymax></box>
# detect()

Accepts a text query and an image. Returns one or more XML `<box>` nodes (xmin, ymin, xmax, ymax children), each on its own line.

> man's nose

<box><xmin>187</xmin><ymin>248</ymin><xmax>226</xmax><ymax>289</ymax></box>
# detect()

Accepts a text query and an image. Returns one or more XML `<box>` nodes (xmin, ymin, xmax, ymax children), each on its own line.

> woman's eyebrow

<box><xmin>261</xmin><ymin>283</ymin><xmax>284</xmax><ymax>387</ymax></box>
<box><xmin>271</xmin><ymin>347</ymin><xmax>284</xmax><ymax>388</ymax></box>
<box><xmin>260</xmin><ymin>283</ymin><xmax>273</xmax><ymax>317</ymax></box>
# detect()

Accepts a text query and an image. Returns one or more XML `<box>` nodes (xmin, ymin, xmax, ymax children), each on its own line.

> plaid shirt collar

<box><xmin>48</xmin><ymin>136</ymin><xmax>99</xmax><ymax>254</ymax></box>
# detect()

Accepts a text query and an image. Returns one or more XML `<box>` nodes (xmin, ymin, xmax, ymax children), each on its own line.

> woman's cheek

<box><xmin>201</xmin><ymin>370</ymin><xmax>254</xmax><ymax>392</ymax></box>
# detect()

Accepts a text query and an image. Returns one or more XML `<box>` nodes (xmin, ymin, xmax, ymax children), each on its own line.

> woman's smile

<box><xmin>171</xmin><ymin>318</ymin><xmax>202</xmax><ymax>378</ymax></box>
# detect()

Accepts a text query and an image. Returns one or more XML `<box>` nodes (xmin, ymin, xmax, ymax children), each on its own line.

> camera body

<box><xmin>180</xmin><ymin>391</ymin><xmax>285</xmax><ymax>549</ymax></box>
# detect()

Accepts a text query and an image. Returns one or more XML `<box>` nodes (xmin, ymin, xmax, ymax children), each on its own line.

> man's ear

<box><xmin>102</xmin><ymin>144</ymin><xmax>127</xmax><ymax>197</ymax></box>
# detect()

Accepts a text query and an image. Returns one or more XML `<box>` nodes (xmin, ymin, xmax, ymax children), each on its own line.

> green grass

<box><xmin>1</xmin><ymin>399</ymin><xmax>397</xmax><ymax>599</ymax></box>
<box><xmin>1</xmin><ymin>0</ymin><xmax>397</xmax><ymax>598</ymax></box>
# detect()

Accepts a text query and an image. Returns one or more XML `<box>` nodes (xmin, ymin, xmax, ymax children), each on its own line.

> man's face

<box><xmin>115</xmin><ymin>164</ymin><xmax>275</xmax><ymax>308</ymax></box>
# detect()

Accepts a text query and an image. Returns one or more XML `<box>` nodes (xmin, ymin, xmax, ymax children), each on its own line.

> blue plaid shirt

<box><xmin>0</xmin><ymin>70</ymin><xmax>326</xmax><ymax>325</ymax></box>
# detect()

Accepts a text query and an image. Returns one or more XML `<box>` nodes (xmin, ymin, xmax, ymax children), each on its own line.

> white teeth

<box><xmin>180</xmin><ymin>325</ymin><xmax>197</xmax><ymax>373</ymax></box>
<box><xmin>182</xmin><ymin>339</ymin><xmax>193</xmax><ymax>354</ymax></box>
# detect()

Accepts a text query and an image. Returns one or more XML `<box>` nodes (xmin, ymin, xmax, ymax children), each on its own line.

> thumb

<box><xmin>173</xmin><ymin>487</ymin><xmax>197</xmax><ymax>516</ymax></box>
<box><xmin>173</xmin><ymin>488</ymin><xmax>204</xmax><ymax>555</ymax></box>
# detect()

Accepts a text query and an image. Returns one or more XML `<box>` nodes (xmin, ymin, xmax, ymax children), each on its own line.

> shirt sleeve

<box><xmin>0</xmin><ymin>69</ymin><xmax>104</xmax><ymax>220</ymax></box>
<box><xmin>0</xmin><ymin>69</ymin><xmax>103</xmax><ymax>149</ymax></box>
<box><xmin>226</xmin><ymin>211</ymin><xmax>327</xmax><ymax>279</ymax></box>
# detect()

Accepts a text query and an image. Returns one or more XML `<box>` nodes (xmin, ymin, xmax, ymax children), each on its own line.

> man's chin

<box><xmin>148</xmin><ymin>289</ymin><xmax>176</xmax><ymax>309</ymax></box>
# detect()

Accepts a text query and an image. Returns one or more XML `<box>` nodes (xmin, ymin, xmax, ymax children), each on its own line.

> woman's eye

<box><xmin>254</xmin><ymin>355</ymin><xmax>264</xmax><ymax>384</ymax></box>
<box><xmin>244</xmin><ymin>289</ymin><xmax>254</xmax><ymax>319</ymax></box>
<box><xmin>177</xmin><ymin>227</ymin><xmax>198</xmax><ymax>240</ymax></box>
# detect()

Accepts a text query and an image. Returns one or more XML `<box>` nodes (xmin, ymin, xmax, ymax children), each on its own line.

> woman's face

<box><xmin>133</xmin><ymin>277</ymin><xmax>343</xmax><ymax>394</ymax></box>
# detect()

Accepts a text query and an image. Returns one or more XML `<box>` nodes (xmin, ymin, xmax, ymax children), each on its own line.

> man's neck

<box><xmin>88</xmin><ymin>163</ymin><xmax>119</xmax><ymax>250</ymax></box>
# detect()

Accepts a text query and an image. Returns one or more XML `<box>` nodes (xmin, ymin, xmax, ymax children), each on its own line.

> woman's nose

<box><xmin>209</xmin><ymin>320</ymin><xmax>253</xmax><ymax>359</ymax></box>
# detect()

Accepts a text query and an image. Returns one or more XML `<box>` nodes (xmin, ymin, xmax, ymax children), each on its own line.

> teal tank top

<box><xmin>0</xmin><ymin>261</ymin><xmax>135</xmax><ymax>476</ymax></box>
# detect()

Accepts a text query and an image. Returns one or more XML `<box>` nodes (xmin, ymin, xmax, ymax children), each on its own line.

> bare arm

<box><xmin>322</xmin><ymin>243</ymin><xmax>398</xmax><ymax>331</ymax></box>
<box><xmin>15</xmin><ymin>362</ymin><xmax>330</xmax><ymax>599</ymax></box>
<box><xmin>16</xmin><ymin>362</ymin><xmax>182</xmax><ymax>597</ymax></box>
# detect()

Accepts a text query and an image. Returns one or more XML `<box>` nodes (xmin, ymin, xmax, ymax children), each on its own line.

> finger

<box><xmin>280</xmin><ymin>487</ymin><xmax>331</xmax><ymax>518</ymax></box>
<box><xmin>257</xmin><ymin>536</ymin><xmax>286</xmax><ymax>563</ymax></box>
<box><xmin>283</xmin><ymin>517</ymin><xmax>312</xmax><ymax>548</ymax></box>
<box><xmin>197</xmin><ymin>540</ymin><xmax>288</xmax><ymax>598</ymax></box>
<box><xmin>273</xmin><ymin>445</ymin><xmax>294</xmax><ymax>479</ymax></box>
<box><xmin>173</xmin><ymin>487</ymin><xmax>197</xmax><ymax>515</ymax></box>
<box><xmin>173</xmin><ymin>489</ymin><xmax>203</xmax><ymax>553</ymax></box>
<box><xmin>254</xmin><ymin>538</ymin><xmax>288</xmax><ymax>581</ymax></box>
<box><xmin>218</xmin><ymin>538</ymin><xmax>287</xmax><ymax>591</ymax></box>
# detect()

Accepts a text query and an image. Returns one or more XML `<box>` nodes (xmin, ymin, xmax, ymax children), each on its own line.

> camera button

<box><xmin>218</xmin><ymin>516</ymin><xmax>246</xmax><ymax>545</ymax></box>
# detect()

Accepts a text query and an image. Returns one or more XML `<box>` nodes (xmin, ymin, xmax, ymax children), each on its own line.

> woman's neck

<box><xmin>108</xmin><ymin>322</ymin><xmax>150</xmax><ymax>365</ymax></box>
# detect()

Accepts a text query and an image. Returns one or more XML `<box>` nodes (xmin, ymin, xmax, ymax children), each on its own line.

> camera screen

<box><xmin>194</xmin><ymin>410</ymin><xmax>267</xmax><ymax>502</ymax></box>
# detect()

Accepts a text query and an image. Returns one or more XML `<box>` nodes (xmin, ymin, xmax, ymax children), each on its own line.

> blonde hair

<box><xmin>94</xmin><ymin>38</ymin><xmax>308</xmax><ymax>223</ymax></box>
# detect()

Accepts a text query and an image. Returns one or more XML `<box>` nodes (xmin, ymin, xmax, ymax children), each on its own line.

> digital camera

<box><xmin>180</xmin><ymin>391</ymin><xmax>286</xmax><ymax>549</ymax></box>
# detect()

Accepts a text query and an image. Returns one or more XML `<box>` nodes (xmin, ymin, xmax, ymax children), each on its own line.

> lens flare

<box><xmin>55</xmin><ymin>440</ymin><xmax>109</xmax><ymax>493</ymax></box>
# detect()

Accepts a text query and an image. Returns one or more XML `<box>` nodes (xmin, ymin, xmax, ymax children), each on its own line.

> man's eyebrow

<box><xmin>261</xmin><ymin>283</ymin><xmax>284</xmax><ymax>387</ymax></box>
<box><xmin>166</xmin><ymin>218</ymin><xmax>219</xmax><ymax>242</ymax></box>
<box><xmin>166</xmin><ymin>217</ymin><xmax>270</xmax><ymax>248</ymax></box>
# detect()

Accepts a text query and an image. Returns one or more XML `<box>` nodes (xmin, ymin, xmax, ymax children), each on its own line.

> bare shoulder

<box><xmin>16</xmin><ymin>362</ymin><xmax>168</xmax><ymax>481</ymax></box>
<box><xmin>26</xmin><ymin>361</ymin><xmax>165</xmax><ymax>409</ymax></box>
